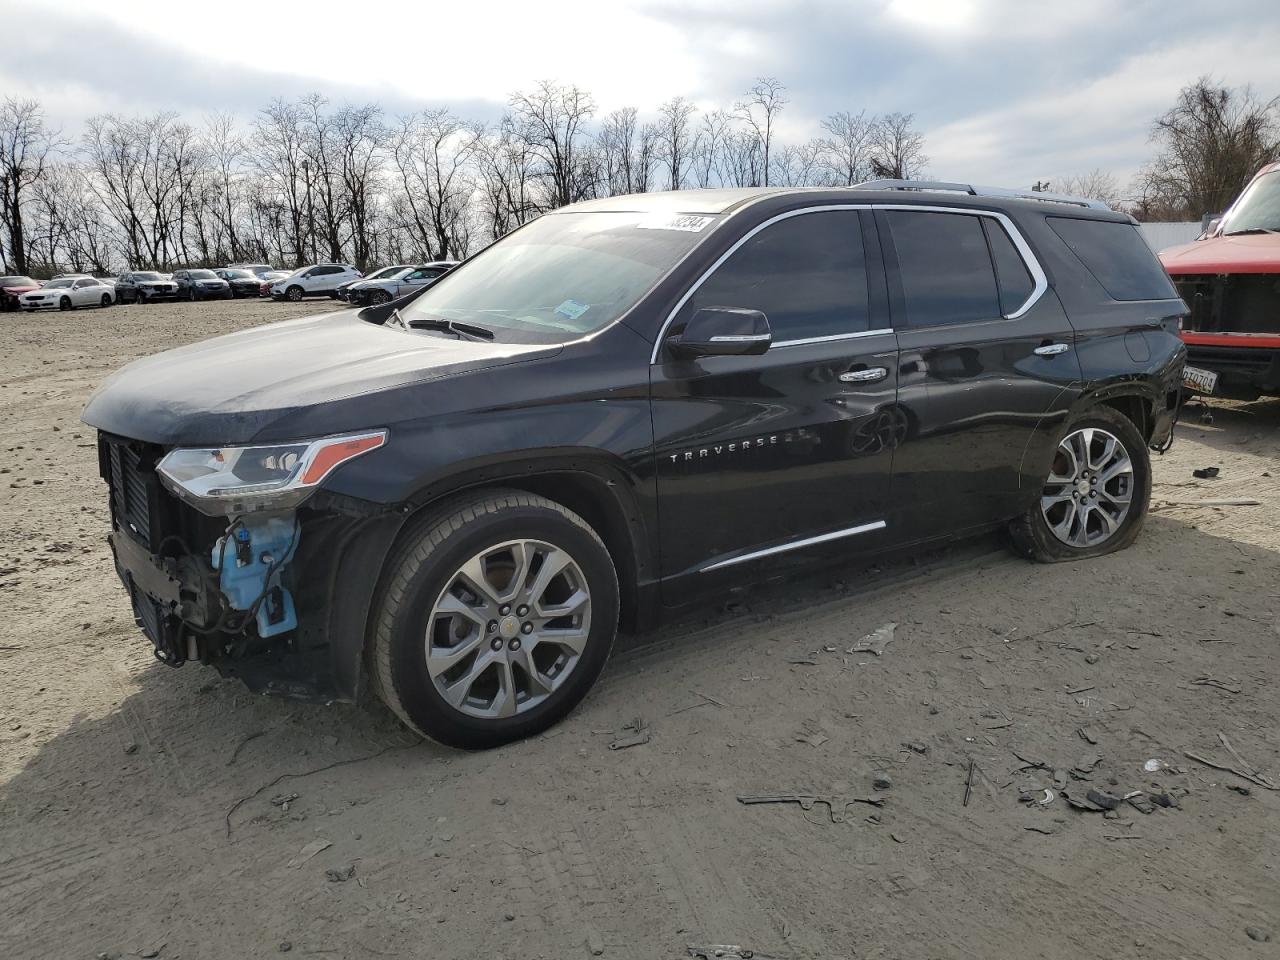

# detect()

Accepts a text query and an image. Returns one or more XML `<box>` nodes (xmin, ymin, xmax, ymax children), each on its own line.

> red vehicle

<box><xmin>1160</xmin><ymin>161</ymin><xmax>1280</xmax><ymax>399</ymax></box>
<box><xmin>1</xmin><ymin>275</ymin><xmax>42</xmax><ymax>311</ymax></box>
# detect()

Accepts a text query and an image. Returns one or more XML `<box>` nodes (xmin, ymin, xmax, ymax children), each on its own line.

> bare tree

<box><xmin>596</xmin><ymin>107</ymin><xmax>640</xmax><ymax>196</ymax></box>
<box><xmin>252</xmin><ymin>99</ymin><xmax>309</xmax><ymax>267</ymax></box>
<box><xmin>509</xmin><ymin>81</ymin><xmax>596</xmax><ymax>210</ymax></box>
<box><xmin>869</xmin><ymin>112</ymin><xmax>927</xmax><ymax>180</ymax></box>
<box><xmin>1044</xmin><ymin>170</ymin><xmax>1123</xmax><ymax>209</ymax></box>
<box><xmin>691</xmin><ymin>110</ymin><xmax>733</xmax><ymax>188</ymax></box>
<box><xmin>734</xmin><ymin>78</ymin><xmax>787</xmax><ymax>187</ymax></box>
<box><xmin>0</xmin><ymin>98</ymin><xmax>61</xmax><ymax>273</ymax></box>
<box><xmin>656</xmin><ymin>96</ymin><xmax>696</xmax><ymax>191</ymax></box>
<box><xmin>1139</xmin><ymin>77</ymin><xmax>1280</xmax><ymax>219</ymax></box>
<box><xmin>820</xmin><ymin>110</ymin><xmax>875</xmax><ymax>185</ymax></box>
<box><xmin>474</xmin><ymin>119</ymin><xmax>539</xmax><ymax>241</ymax></box>
<box><xmin>392</xmin><ymin>109</ymin><xmax>478</xmax><ymax>260</ymax></box>
<box><xmin>335</xmin><ymin>104</ymin><xmax>385</xmax><ymax>270</ymax></box>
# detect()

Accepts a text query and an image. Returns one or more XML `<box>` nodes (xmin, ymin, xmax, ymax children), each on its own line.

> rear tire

<box><xmin>1007</xmin><ymin>405</ymin><xmax>1151</xmax><ymax>563</ymax></box>
<box><xmin>370</xmin><ymin>490</ymin><xmax>619</xmax><ymax>749</ymax></box>
<box><xmin>101</xmin><ymin>294</ymin><xmax>112</xmax><ymax>307</ymax></box>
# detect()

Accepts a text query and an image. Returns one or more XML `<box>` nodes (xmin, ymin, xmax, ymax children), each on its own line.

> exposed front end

<box><xmin>1170</xmin><ymin>273</ymin><xmax>1280</xmax><ymax>399</ymax></box>
<box><xmin>96</xmin><ymin>429</ymin><xmax>386</xmax><ymax>697</ymax></box>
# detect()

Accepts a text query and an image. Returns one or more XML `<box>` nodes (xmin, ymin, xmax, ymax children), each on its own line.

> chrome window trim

<box><xmin>872</xmin><ymin>203</ymin><xmax>1048</xmax><ymax>321</ymax></box>
<box><xmin>700</xmin><ymin>519</ymin><xmax>887</xmax><ymax>572</ymax></box>
<box><xmin>650</xmin><ymin>202</ymin><xmax>1048</xmax><ymax>362</ymax></box>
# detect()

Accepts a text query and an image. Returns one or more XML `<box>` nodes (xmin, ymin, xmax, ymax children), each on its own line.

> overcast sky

<box><xmin>5</xmin><ymin>0</ymin><xmax>1279</xmax><ymax>193</ymax></box>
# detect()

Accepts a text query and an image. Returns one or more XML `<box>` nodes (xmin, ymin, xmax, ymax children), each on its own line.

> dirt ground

<box><xmin>2</xmin><ymin>298</ymin><xmax>1278</xmax><ymax>960</ymax></box>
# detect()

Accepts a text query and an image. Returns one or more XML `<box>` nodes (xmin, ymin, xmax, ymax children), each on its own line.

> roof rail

<box><xmin>852</xmin><ymin>178</ymin><xmax>1111</xmax><ymax>211</ymax></box>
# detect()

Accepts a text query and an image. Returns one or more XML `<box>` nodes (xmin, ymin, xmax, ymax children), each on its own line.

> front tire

<box><xmin>1008</xmin><ymin>405</ymin><xmax>1151</xmax><ymax>562</ymax></box>
<box><xmin>59</xmin><ymin>296</ymin><xmax>71</xmax><ymax>311</ymax></box>
<box><xmin>101</xmin><ymin>294</ymin><xmax>112</xmax><ymax>307</ymax></box>
<box><xmin>286</xmin><ymin>285</ymin><xmax>304</xmax><ymax>302</ymax></box>
<box><xmin>370</xmin><ymin>490</ymin><xmax>619</xmax><ymax>749</ymax></box>
<box><xmin>370</xmin><ymin>289</ymin><xmax>392</xmax><ymax>305</ymax></box>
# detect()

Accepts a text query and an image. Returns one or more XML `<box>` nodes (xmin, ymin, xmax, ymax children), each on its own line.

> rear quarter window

<box><xmin>1047</xmin><ymin>217</ymin><xmax>1177</xmax><ymax>302</ymax></box>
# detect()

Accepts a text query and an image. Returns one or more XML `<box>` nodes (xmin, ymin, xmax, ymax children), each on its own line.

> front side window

<box><xmin>677</xmin><ymin>209</ymin><xmax>870</xmax><ymax>342</ymax></box>
<box><xmin>401</xmin><ymin>211</ymin><xmax>716</xmax><ymax>343</ymax></box>
<box><xmin>886</xmin><ymin>211</ymin><xmax>1001</xmax><ymax>327</ymax></box>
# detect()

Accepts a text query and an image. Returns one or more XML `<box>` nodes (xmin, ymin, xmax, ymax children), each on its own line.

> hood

<box><xmin>1159</xmin><ymin>233</ymin><xmax>1280</xmax><ymax>275</ymax></box>
<box><xmin>82</xmin><ymin>309</ymin><xmax>558</xmax><ymax>445</ymax></box>
<box><xmin>2</xmin><ymin>283</ymin><xmax>40</xmax><ymax>293</ymax></box>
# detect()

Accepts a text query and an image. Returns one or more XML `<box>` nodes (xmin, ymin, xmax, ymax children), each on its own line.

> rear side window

<box><xmin>886</xmin><ymin>211</ymin><xmax>1000</xmax><ymax>327</ymax></box>
<box><xmin>1047</xmin><ymin>217</ymin><xmax>1177</xmax><ymax>301</ymax></box>
<box><xmin>683</xmin><ymin>209</ymin><xmax>870</xmax><ymax>341</ymax></box>
<box><xmin>983</xmin><ymin>219</ymin><xmax>1035</xmax><ymax>314</ymax></box>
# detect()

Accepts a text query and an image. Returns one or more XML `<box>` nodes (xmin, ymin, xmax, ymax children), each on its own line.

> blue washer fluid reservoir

<box><xmin>210</xmin><ymin>515</ymin><xmax>300</xmax><ymax>638</ymax></box>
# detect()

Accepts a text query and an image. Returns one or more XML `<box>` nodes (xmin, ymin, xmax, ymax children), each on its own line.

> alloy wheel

<box><xmin>1040</xmin><ymin>427</ymin><xmax>1133</xmax><ymax>547</ymax></box>
<box><xmin>425</xmin><ymin>539</ymin><xmax>592</xmax><ymax>720</ymax></box>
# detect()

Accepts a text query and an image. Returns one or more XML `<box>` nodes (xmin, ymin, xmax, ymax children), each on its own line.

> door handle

<box><xmin>1033</xmin><ymin>343</ymin><xmax>1070</xmax><ymax>357</ymax></box>
<box><xmin>839</xmin><ymin>366</ymin><xmax>889</xmax><ymax>383</ymax></box>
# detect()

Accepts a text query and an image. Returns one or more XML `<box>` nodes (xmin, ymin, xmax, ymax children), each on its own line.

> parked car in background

<box><xmin>116</xmin><ymin>272</ymin><xmax>180</xmax><ymax>304</ymax></box>
<box><xmin>19</xmin><ymin>275</ymin><xmax>114</xmax><ymax>310</ymax></box>
<box><xmin>81</xmin><ymin>182</ymin><xmax>1184</xmax><ymax>747</ymax></box>
<box><xmin>336</xmin><ymin>264</ymin><xmax>413</xmax><ymax>302</ymax></box>
<box><xmin>1</xmin><ymin>275</ymin><xmax>43</xmax><ymax>310</ymax></box>
<box><xmin>172</xmin><ymin>269</ymin><xmax>232</xmax><ymax>301</ymax></box>
<box><xmin>1160</xmin><ymin>161</ymin><xmax>1280</xmax><ymax>399</ymax></box>
<box><xmin>258</xmin><ymin>270</ymin><xmax>290</xmax><ymax>297</ymax></box>
<box><xmin>345</xmin><ymin>261</ymin><xmax>458</xmax><ymax>306</ymax></box>
<box><xmin>214</xmin><ymin>268</ymin><xmax>265</xmax><ymax>298</ymax></box>
<box><xmin>269</xmin><ymin>263</ymin><xmax>361</xmax><ymax>301</ymax></box>
<box><xmin>226</xmin><ymin>262</ymin><xmax>275</xmax><ymax>278</ymax></box>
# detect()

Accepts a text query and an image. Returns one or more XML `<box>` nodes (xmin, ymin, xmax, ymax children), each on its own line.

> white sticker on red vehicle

<box><xmin>636</xmin><ymin>214</ymin><xmax>715</xmax><ymax>233</ymax></box>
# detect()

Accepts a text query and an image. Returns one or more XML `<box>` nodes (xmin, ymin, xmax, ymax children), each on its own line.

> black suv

<box><xmin>172</xmin><ymin>269</ymin><xmax>232</xmax><ymax>301</ymax></box>
<box><xmin>82</xmin><ymin>183</ymin><xmax>1185</xmax><ymax>748</ymax></box>
<box><xmin>115</xmin><ymin>271</ymin><xmax>180</xmax><ymax>304</ymax></box>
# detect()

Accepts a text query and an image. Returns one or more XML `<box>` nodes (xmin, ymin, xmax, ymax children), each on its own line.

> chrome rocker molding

<box><xmin>700</xmin><ymin>520</ymin><xmax>888</xmax><ymax>572</ymax></box>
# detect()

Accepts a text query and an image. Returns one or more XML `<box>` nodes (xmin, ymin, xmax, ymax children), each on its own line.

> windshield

<box><xmin>189</xmin><ymin>269</ymin><xmax>217</xmax><ymax>280</ymax></box>
<box><xmin>45</xmin><ymin>279</ymin><xmax>73</xmax><ymax>288</ymax></box>
<box><xmin>223</xmin><ymin>269</ymin><xmax>254</xmax><ymax>279</ymax></box>
<box><xmin>0</xmin><ymin>276</ymin><xmax>37</xmax><ymax>286</ymax></box>
<box><xmin>366</xmin><ymin>265</ymin><xmax>408</xmax><ymax>280</ymax></box>
<box><xmin>133</xmin><ymin>272</ymin><xmax>163</xmax><ymax>281</ymax></box>
<box><xmin>1223</xmin><ymin>171</ymin><xmax>1280</xmax><ymax>234</ymax></box>
<box><xmin>400</xmin><ymin>211</ymin><xmax>717</xmax><ymax>342</ymax></box>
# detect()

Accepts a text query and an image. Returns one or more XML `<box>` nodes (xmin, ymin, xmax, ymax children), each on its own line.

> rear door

<box><xmin>877</xmin><ymin>206</ymin><xmax>1083</xmax><ymax>539</ymax></box>
<box><xmin>650</xmin><ymin>207</ymin><xmax>900</xmax><ymax>604</ymax></box>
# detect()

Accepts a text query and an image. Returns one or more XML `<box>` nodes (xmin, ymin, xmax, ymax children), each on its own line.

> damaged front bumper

<box><xmin>99</xmin><ymin>433</ymin><xmax>398</xmax><ymax>700</ymax></box>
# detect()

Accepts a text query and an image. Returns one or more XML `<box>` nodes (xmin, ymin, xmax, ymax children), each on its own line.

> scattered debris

<box><xmin>904</xmin><ymin>741</ymin><xmax>929</xmax><ymax>755</ymax></box>
<box><xmin>1192</xmin><ymin>467</ymin><xmax>1220</xmax><ymax>479</ymax></box>
<box><xmin>1149</xmin><ymin>792</ymin><xmax>1179</xmax><ymax>809</ymax></box>
<box><xmin>1190</xmin><ymin>676</ymin><xmax>1243</xmax><ymax>694</ymax></box>
<box><xmin>785</xmin><ymin>657</ymin><xmax>818</xmax><ymax>666</ymax></box>
<box><xmin>1143</xmin><ymin>759</ymin><xmax>1166</xmax><ymax>773</ymax></box>
<box><xmin>850</xmin><ymin>622</ymin><xmax>897</xmax><ymax>656</ymax></box>
<box><xmin>1228</xmin><ymin>784</ymin><xmax>1251</xmax><ymax>797</ymax></box>
<box><xmin>872</xmin><ymin>774</ymin><xmax>892</xmax><ymax>791</ymax></box>
<box><xmin>795</xmin><ymin>732</ymin><xmax>829</xmax><ymax>748</ymax></box>
<box><xmin>1184</xmin><ymin>732</ymin><xmax>1279</xmax><ymax>790</ymax></box>
<box><xmin>1070</xmin><ymin>755</ymin><xmax>1103</xmax><ymax>779</ymax></box>
<box><xmin>737</xmin><ymin>793</ymin><xmax>883</xmax><ymax>824</ymax></box>
<box><xmin>688</xmin><ymin>943</ymin><xmax>779</xmax><ymax>959</ymax></box>
<box><xmin>1246</xmin><ymin>926</ymin><xmax>1272</xmax><ymax>943</ymax></box>
<box><xmin>270</xmin><ymin>792</ymin><xmax>300</xmax><ymax>811</ymax></box>
<box><xmin>287</xmin><ymin>839</ymin><xmax>332</xmax><ymax>869</ymax></box>
<box><xmin>325</xmin><ymin>864</ymin><xmax>356</xmax><ymax>883</ymax></box>
<box><xmin>609</xmin><ymin>718</ymin><xmax>650</xmax><ymax>751</ymax></box>
<box><xmin>1024</xmin><ymin>824</ymin><xmax>1059</xmax><ymax>835</ymax></box>
<box><xmin>1018</xmin><ymin>788</ymin><xmax>1054</xmax><ymax>807</ymax></box>
<box><xmin>890</xmin><ymin>832</ymin><xmax>906</xmax><ymax>844</ymax></box>
<box><xmin>585</xmin><ymin>929</ymin><xmax>605</xmax><ymax>956</ymax></box>
<box><xmin>963</xmin><ymin>759</ymin><xmax>975</xmax><ymax>807</ymax></box>
<box><xmin>123</xmin><ymin>742</ymin><xmax>139</xmax><ymax>755</ymax></box>
<box><xmin>1065</xmin><ymin>684</ymin><xmax>1095</xmax><ymax>695</ymax></box>
<box><xmin>1084</xmin><ymin>653</ymin><xmax>1101</xmax><ymax>665</ymax></box>
<box><xmin>278</xmin><ymin>943</ymin><xmax>292</xmax><ymax>953</ymax></box>
<box><xmin>226</xmin><ymin>729</ymin><xmax>267</xmax><ymax>766</ymax></box>
<box><xmin>1086</xmin><ymin>789</ymin><xmax>1123</xmax><ymax>810</ymax></box>
<box><xmin>1062</xmin><ymin>789</ymin><xmax>1106</xmax><ymax>812</ymax></box>
<box><xmin>1127</xmin><ymin>795</ymin><xmax>1155</xmax><ymax>815</ymax></box>
<box><xmin>1154</xmin><ymin>498</ymin><xmax>1260</xmax><ymax>509</ymax></box>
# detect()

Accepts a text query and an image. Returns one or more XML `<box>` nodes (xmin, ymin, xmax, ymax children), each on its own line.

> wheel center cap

<box><xmin>498</xmin><ymin>616</ymin><xmax>520</xmax><ymax>639</ymax></box>
<box><xmin>1076</xmin><ymin>479</ymin><xmax>1091</xmax><ymax>496</ymax></box>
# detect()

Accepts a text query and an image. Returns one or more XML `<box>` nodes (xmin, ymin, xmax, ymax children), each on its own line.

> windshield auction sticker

<box><xmin>636</xmin><ymin>214</ymin><xmax>715</xmax><ymax>232</ymax></box>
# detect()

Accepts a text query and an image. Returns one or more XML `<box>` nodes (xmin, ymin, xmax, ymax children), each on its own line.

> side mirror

<box><xmin>1202</xmin><ymin>214</ymin><xmax>1223</xmax><ymax>238</ymax></box>
<box><xmin>669</xmin><ymin>307</ymin><xmax>771</xmax><ymax>359</ymax></box>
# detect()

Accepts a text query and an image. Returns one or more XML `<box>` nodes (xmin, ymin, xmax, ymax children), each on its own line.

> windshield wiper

<box><xmin>404</xmin><ymin>313</ymin><xmax>495</xmax><ymax>341</ymax></box>
<box><xmin>1222</xmin><ymin>227</ymin><xmax>1280</xmax><ymax>236</ymax></box>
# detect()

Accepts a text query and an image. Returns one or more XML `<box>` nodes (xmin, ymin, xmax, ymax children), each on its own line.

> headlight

<box><xmin>157</xmin><ymin>431</ymin><xmax>386</xmax><ymax>515</ymax></box>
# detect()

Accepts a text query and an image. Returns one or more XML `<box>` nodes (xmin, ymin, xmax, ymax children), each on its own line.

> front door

<box><xmin>650</xmin><ymin>207</ymin><xmax>900</xmax><ymax>605</ymax></box>
<box><xmin>875</xmin><ymin>206</ymin><xmax>1084</xmax><ymax>540</ymax></box>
